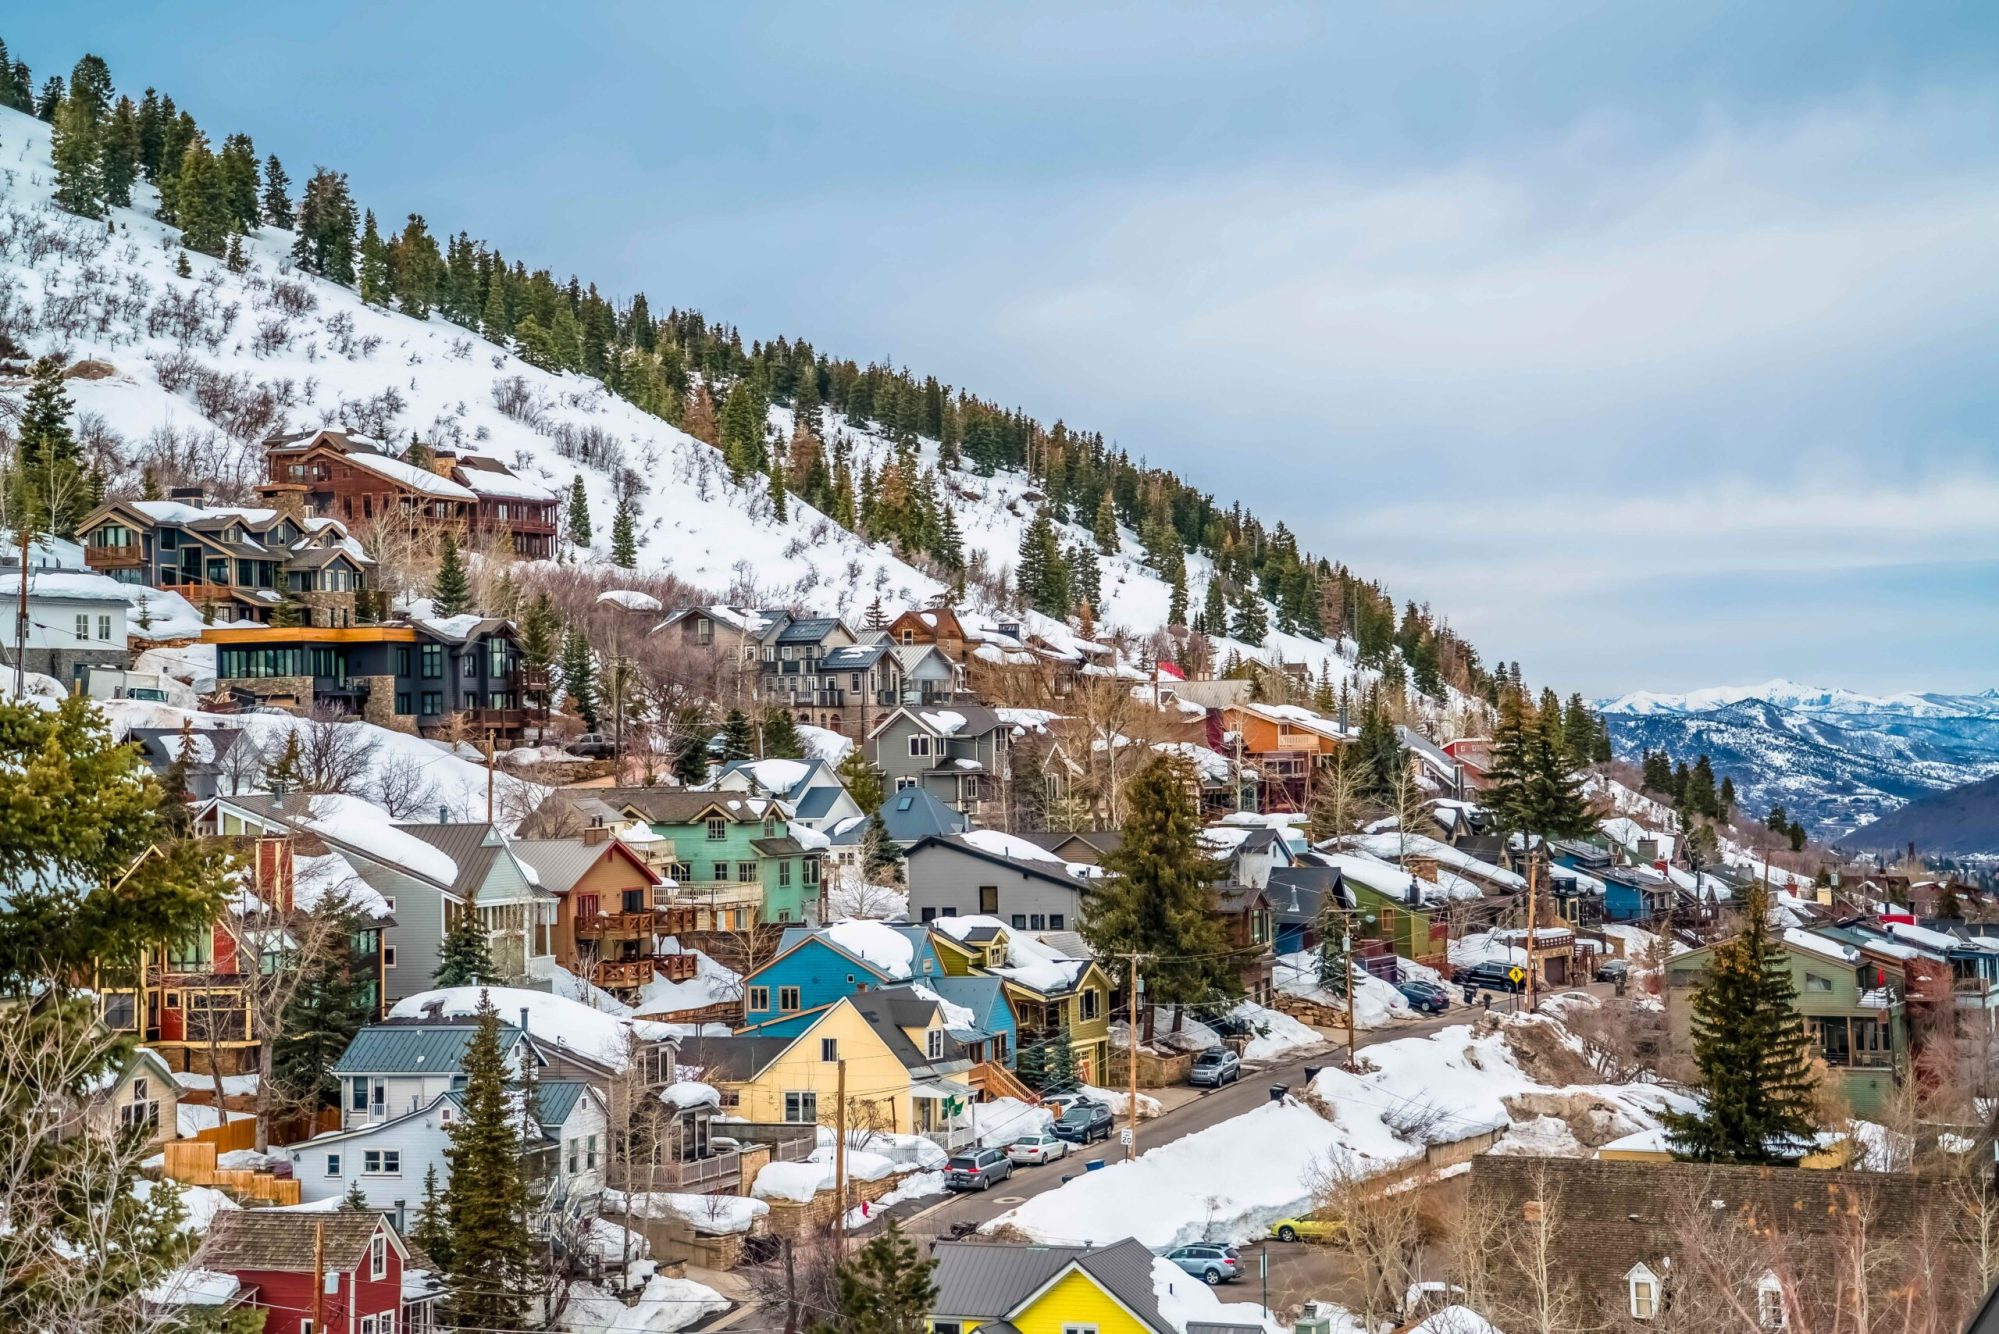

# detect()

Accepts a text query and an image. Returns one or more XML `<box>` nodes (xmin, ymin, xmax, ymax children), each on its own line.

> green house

<box><xmin>1326</xmin><ymin>855</ymin><xmax>1452</xmax><ymax>969</ymax></box>
<box><xmin>606</xmin><ymin>788</ymin><xmax>822</xmax><ymax>930</ymax></box>
<box><xmin>1666</xmin><ymin>927</ymin><xmax>1907</xmax><ymax>1117</ymax></box>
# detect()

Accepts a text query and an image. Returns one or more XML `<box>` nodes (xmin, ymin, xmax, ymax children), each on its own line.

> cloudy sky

<box><xmin>17</xmin><ymin>4</ymin><xmax>1999</xmax><ymax>695</ymax></box>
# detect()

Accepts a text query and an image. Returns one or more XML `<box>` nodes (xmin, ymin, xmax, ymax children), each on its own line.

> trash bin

<box><xmin>1268</xmin><ymin>1084</ymin><xmax>1288</xmax><ymax>1103</ymax></box>
<box><xmin>1303</xmin><ymin>1067</ymin><xmax>1321</xmax><ymax>1084</ymax></box>
<box><xmin>1086</xmin><ymin>1158</ymin><xmax>1105</xmax><ymax>1172</ymax></box>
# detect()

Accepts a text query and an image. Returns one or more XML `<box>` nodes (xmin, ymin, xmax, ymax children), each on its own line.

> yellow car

<box><xmin>1269</xmin><ymin>1217</ymin><xmax>1346</xmax><ymax>1244</ymax></box>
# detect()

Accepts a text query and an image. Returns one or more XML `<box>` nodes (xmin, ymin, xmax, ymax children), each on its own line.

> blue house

<box><xmin>1598</xmin><ymin>865</ymin><xmax>1673</xmax><ymax>924</ymax></box>
<box><xmin>888</xmin><ymin>973</ymin><xmax>1020</xmax><ymax>1068</ymax></box>
<box><xmin>738</xmin><ymin>922</ymin><xmax>944</xmax><ymax>1034</ymax></box>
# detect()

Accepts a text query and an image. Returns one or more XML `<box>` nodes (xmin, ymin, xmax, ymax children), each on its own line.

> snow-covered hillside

<box><xmin>0</xmin><ymin>104</ymin><xmax>1427</xmax><ymax>711</ymax></box>
<box><xmin>1599</xmin><ymin>679</ymin><xmax>1999</xmax><ymax>841</ymax></box>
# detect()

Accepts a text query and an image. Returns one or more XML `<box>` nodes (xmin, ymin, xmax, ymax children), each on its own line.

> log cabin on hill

<box><xmin>258</xmin><ymin>428</ymin><xmax>559</xmax><ymax>558</ymax></box>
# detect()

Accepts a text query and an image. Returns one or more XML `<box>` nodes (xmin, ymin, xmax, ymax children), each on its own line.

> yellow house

<box><xmin>927</xmin><ymin>1239</ymin><xmax>1176</xmax><ymax>1334</ymax></box>
<box><xmin>685</xmin><ymin>994</ymin><xmax>982</xmax><ymax>1144</ymax></box>
<box><xmin>931</xmin><ymin>920</ymin><xmax>1113</xmax><ymax>1086</ymax></box>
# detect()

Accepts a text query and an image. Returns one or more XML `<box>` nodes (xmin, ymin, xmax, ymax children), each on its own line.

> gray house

<box><xmin>905</xmin><ymin>833</ymin><xmax>1093</xmax><ymax>932</ymax></box>
<box><xmin>199</xmin><ymin>796</ymin><xmax>555</xmax><ymax>1002</ymax></box>
<box><xmin>867</xmin><ymin>703</ymin><xmax>1013</xmax><ymax>825</ymax></box>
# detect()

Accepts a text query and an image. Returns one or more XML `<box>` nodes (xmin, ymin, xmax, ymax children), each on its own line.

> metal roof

<box><xmin>878</xmin><ymin>788</ymin><xmax>971</xmax><ymax>843</ymax></box>
<box><xmin>929</xmin><ymin>1239</ymin><xmax>1167</xmax><ymax>1329</ymax></box>
<box><xmin>532</xmin><ymin>1079</ymin><xmax>589</xmax><ymax>1128</ymax></box>
<box><xmin>330</xmin><ymin>1020</ymin><xmax>524</xmax><ymax>1075</ymax></box>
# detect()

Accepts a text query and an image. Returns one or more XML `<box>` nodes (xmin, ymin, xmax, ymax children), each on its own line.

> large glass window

<box><xmin>420</xmin><ymin>644</ymin><xmax>443</xmax><ymax>678</ymax></box>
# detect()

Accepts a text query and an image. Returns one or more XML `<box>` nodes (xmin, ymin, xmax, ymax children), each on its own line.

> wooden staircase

<box><xmin>971</xmin><ymin>1060</ymin><xmax>1040</xmax><ymax>1105</ymax></box>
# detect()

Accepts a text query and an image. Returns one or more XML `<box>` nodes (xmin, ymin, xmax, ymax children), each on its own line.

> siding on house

<box><xmin>713</xmin><ymin>999</ymin><xmax>917</xmax><ymax>1134</ymax></box>
<box><xmin>739</xmin><ymin>933</ymin><xmax>946</xmax><ymax>1030</ymax></box>
<box><xmin>906</xmin><ymin>840</ymin><xmax>1085</xmax><ymax>930</ymax></box>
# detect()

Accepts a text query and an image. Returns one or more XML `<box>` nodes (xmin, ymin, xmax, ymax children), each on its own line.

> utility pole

<box><xmin>1342</xmin><ymin>924</ymin><xmax>1356</xmax><ymax>1067</ymax></box>
<box><xmin>1525</xmin><ymin>846</ymin><xmax>1539</xmax><ymax>1013</ymax></box>
<box><xmin>1124</xmin><ymin>952</ymin><xmax>1143</xmax><ymax>1159</ymax></box>
<box><xmin>14</xmin><ymin>524</ymin><xmax>30</xmax><ymax>699</ymax></box>
<box><xmin>485</xmin><ymin>730</ymin><xmax>495</xmax><ymax>823</ymax></box>
<box><xmin>834</xmin><ymin>1057</ymin><xmax>848</xmax><ymax>1252</ymax></box>
<box><xmin>311</xmin><ymin>1218</ymin><xmax>326</xmax><ymax>1334</ymax></box>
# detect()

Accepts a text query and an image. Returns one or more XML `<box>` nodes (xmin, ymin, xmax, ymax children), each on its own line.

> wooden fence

<box><xmin>161</xmin><ymin>1138</ymin><xmax>302</xmax><ymax>1206</ymax></box>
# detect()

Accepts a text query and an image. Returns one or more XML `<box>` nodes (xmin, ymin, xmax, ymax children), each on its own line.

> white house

<box><xmin>6</xmin><ymin>567</ymin><xmax>130</xmax><ymax>685</ymax></box>
<box><xmin>286</xmin><ymin>1080</ymin><xmax>606</xmax><ymax>1228</ymax></box>
<box><xmin>707</xmin><ymin>757</ymin><xmax>864</xmax><ymax>833</ymax></box>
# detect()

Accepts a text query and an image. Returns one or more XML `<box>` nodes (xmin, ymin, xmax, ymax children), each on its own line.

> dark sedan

<box><xmin>1397</xmin><ymin>978</ymin><xmax>1452</xmax><ymax>1013</ymax></box>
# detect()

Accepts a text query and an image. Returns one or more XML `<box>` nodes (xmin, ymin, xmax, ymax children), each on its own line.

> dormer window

<box><xmin>1756</xmin><ymin>1272</ymin><xmax>1786</xmax><ymax>1328</ymax></box>
<box><xmin>926</xmin><ymin>1029</ymin><xmax>943</xmax><ymax>1060</ymax></box>
<box><xmin>1626</xmin><ymin>1262</ymin><xmax>1661</xmax><ymax>1320</ymax></box>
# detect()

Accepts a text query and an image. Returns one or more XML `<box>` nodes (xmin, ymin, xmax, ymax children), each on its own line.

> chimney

<box><xmin>168</xmin><ymin>485</ymin><xmax>206</xmax><ymax>505</ymax></box>
<box><xmin>272</xmin><ymin>781</ymin><xmax>286</xmax><ymax>810</ymax></box>
<box><xmin>519</xmin><ymin>1007</ymin><xmax>530</xmax><ymax>1038</ymax></box>
<box><xmin>1408</xmin><ymin>856</ymin><xmax>1440</xmax><ymax>885</ymax></box>
<box><xmin>582</xmin><ymin>823</ymin><xmax>609</xmax><ymax>846</ymax></box>
<box><xmin>438</xmin><ymin>804</ymin><xmax>449</xmax><ymax>825</ymax></box>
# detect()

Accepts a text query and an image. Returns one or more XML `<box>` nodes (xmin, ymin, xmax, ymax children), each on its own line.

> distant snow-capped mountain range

<box><xmin>1597</xmin><ymin>680</ymin><xmax>1999</xmax><ymax>845</ymax></box>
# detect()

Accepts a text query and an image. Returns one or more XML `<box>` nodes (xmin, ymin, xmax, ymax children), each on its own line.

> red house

<box><xmin>204</xmin><ymin>1210</ymin><xmax>424</xmax><ymax>1334</ymax></box>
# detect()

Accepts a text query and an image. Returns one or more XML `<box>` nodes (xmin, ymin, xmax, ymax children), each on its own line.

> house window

<box><xmin>1804</xmin><ymin>972</ymin><xmax>1833</xmax><ymax>993</ymax></box>
<box><xmin>749</xmin><ymin>986</ymin><xmax>770</xmax><ymax>1012</ymax></box>
<box><xmin>370</xmin><ymin>1233</ymin><xmax>387</xmax><ymax>1279</ymax></box>
<box><xmin>1627</xmin><ymin>1264</ymin><xmax>1660</xmax><ymax>1320</ymax></box>
<box><xmin>350</xmin><ymin>1081</ymin><xmax>368</xmax><ymax>1112</ymax></box>
<box><xmin>1011</xmin><ymin>914</ymin><xmax>1027</xmax><ymax>929</ymax></box>
<box><xmin>420</xmin><ymin>691</ymin><xmax>442</xmax><ymax>716</ymax></box>
<box><xmin>804</xmin><ymin>858</ymin><xmax>819</xmax><ymax>885</ymax></box>
<box><xmin>361</xmin><ymin>1317</ymin><xmax>377</xmax><ymax>1334</ymax></box>
<box><xmin>325</xmin><ymin>1154</ymin><xmax>342</xmax><ymax>1177</ymax></box>
<box><xmin>363</xmin><ymin>1149</ymin><xmax>401</xmax><ymax>1175</ymax></box>
<box><xmin>935</xmin><ymin>1325</ymin><xmax>961</xmax><ymax>1334</ymax></box>
<box><xmin>462</xmin><ymin>654</ymin><xmax>478</xmax><ymax>679</ymax></box>
<box><xmin>778</xmin><ymin>861</ymin><xmax>792</xmax><ymax>888</ymax></box>
<box><xmin>926</xmin><ymin>1029</ymin><xmax>943</xmax><ymax>1060</ymax></box>
<box><xmin>979</xmin><ymin>886</ymin><xmax>998</xmax><ymax>914</ymax></box>
<box><xmin>921</xmin><ymin>907</ymin><xmax>937</xmax><ymax>922</ymax></box>
<box><xmin>1063</xmin><ymin>1325</ymin><xmax>1098</xmax><ymax>1334</ymax></box>
<box><xmin>420</xmin><ymin>644</ymin><xmax>443</xmax><ymax>678</ymax></box>
<box><xmin>909</xmin><ymin>735</ymin><xmax>932</xmax><ymax>758</ymax></box>
<box><xmin>738</xmin><ymin>862</ymin><xmax>758</xmax><ymax>883</ymax></box>
<box><xmin>74</xmin><ymin>614</ymin><xmax>89</xmax><ymax>642</ymax></box>
<box><xmin>384</xmin><ymin>946</ymin><xmax>397</xmax><ymax>969</ymax></box>
<box><xmin>395</xmin><ymin>647</ymin><xmax>411</xmax><ymax>676</ymax></box>
<box><xmin>98</xmin><ymin>615</ymin><xmax>112</xmax><ymax>641</ymax></box>
<box><xmin>568</xmin><ymin>1138</ymin><xmax>579</xmax><ymax>1173</ymax></box>
<box><xmin>301</xmin><ymin>1322</ymin><xmax>314</xmax><ymax>1334</ymax></box>
<box><xmin>783</xmin><ymin>1091</ymin><xmax>818</xmax><ymax>1123</ymax></box>
<box><xmin>1757</xmin><ymin>1273</ymin><xmax>1785</xmax><ymax>1328</ymax></box>
<box><xmin>895</xmin><ymin>777</ymin><xmax>917</xmax><ymax>791</ymax></box>
<box><xmin>780</xmin><ymin>987</ymin><xmax>801</xmax><ymax>1012</ymax></box>
<box><xmin>706</xmin><ymin>817</ymin><xmax>727</xmax><ymax>841</ymax></box>
<box><xmin>1029</xmin><ymin>914</ymin><xmax>1045</xmax><ymax>930</ymax></box>
<box><xmin>1080</xmin><ymin>989</ymin><xmax>1101</xmax><ymax>1021</ymax></box>
<box><xmin>381</xmin><ymin>1315</ymin><xmax>396</xmax><ymax>1334</ymax></box>
<box><xmin>586</xmin><ymin>1134</ymin><xmax>597</xmax><ymax>1169</ymax></box>
<box><xmin>1049</xmin><ymin>914</ymin><xmax>1065</xmax><ymax>930</ymax></box>
<box><xmin>395</xmin><ymin>692</ymin><xmax>412</xmax><ymax>714</ymax></box>
<box><xmin>821</xmin><ymin>1038</ymin><xmax>838</xmax><ymax>1062</ymax></box>
<box><xmin>995</xmin><ymin>1033</ymin><xmax>1009</xmax><ymax>1061</ymax></box>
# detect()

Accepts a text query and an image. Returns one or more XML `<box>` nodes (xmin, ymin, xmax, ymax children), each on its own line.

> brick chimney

<box><xmin>1407</xmin><ymin>855</ymin><xmax>1440</xmax><ymax>884</ymax></box>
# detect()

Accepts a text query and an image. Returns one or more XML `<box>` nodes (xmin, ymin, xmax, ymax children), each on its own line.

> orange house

<box><xmin>514</xmin><ymin>834</ymin><xmax>697</xmax><ymax>998</ymax></box>
<box><xmin>883</xmin><ymin>605</ymin><xmax>982</xmax><ymax>664</ymax></box>
<box><xmin>1210</xmin><ymin>701</ymin><xmax>1349</xmax><ymax>812</ymax></box>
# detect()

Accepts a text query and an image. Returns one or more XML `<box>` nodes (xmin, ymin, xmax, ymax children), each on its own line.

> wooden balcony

<box><xmin>84</xmin><ymin>546</ymin><xmax>146</xmax><ymax>572</ymax></box>
<box><xmin>654</xmin><ymin>952</ymin><xmax>698</xmax><ymax>982</ymax></box>
<box><xmin>466</xmin><ymin>707</ymin><xmax>526</xmax><ymax>732</ymax></box>
<box><xmin>593</xmin><ymin>958</ymin><xmax>654</xmax><ymax>989</ymax></box>
<box><xmin>656</xmin><ymin>906</ymin><xmax>698</xmax><ymax>936</ymax></box>
<box><xmin>575</xmin><ymin>910</ymin><xmax>656</xmax><ymax>940</ymax></box>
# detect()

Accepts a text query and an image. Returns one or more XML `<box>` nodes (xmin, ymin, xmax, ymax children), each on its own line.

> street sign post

<box><xmin>1507</xmin><ymin>966</ymin><xmax>1526</xmax><ymax>987</ymax></box>
<box><xmin>1119</xmin><ymin>1127</ymin><xmax>1133</xmax><ymax>1148</ymax></box>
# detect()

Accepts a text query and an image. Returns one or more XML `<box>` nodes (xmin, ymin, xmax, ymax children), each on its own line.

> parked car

<box><xmin>1269</xmin><ymin>1215</ymin><xmax>1347</xmax><ymax>1244</ymax></box>
<box><xmin>1450</xmin><ymin>960</ymin><xmax>1524</xmax><ymax>993</ymax></box>
<box><xmin>943</xmin><ymin>1146</ymin><xmax>1015</xmax><ymax>1191</ymax></box>
<box><xmin>1006</xmin><ymin>1132</ymin><xmax>1070</xmax><ymax>1166</ymax></box>
<box><xmin>1397</xmin><ymin>979</ymin><xmax>1452</xmax><ymax>1013</ymax></box>
<box><xmin>1187</xmin><ymin>1047</ymin><xmax>1242</xmax><ymax>1087</ymax></box>
<box><xmin>564</xmin><ymin>732</ymin><xmax>616</xmax><ymax>758</ymax></box>
<box><xmin>1594</xmin><ymin>958</ymin><xmax>1632</xmax><ymax>984</ymax></box>
<box><xmin>1052</xmin><ymin>1101</ymin><xmax>1113</xmax><ymax>1145</ymax></box>
<box><xmin>1164</xmin><ymin>1243</ymin><xmax>1241</xmax><ymax>1285</ymax></box>
<box><xmin>1041</xmin><ymin>1092</ymin><xmax>1095</xmax><ymax>1120</ymax></box>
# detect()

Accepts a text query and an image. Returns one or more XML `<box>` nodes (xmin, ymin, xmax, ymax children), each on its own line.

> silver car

<box><xmin>1188</xmin><ymin>1047</ymin><xmax>1241</xmax><ymax>1087</ymax></box>
<box><xmin>1165</xmin><ymin>1243</ymin><xmax>1241</xmax><ymax>1285</ymax></box>
<box><xmin>1006</xmin><ymin>1132</ymin><xmax>1070</xmax><ymax>1166</ymax></box>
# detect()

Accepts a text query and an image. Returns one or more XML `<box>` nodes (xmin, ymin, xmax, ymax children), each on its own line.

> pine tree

<box><xmin>1199</xmin><ymin>579</ymin><xmax>1227</xmax><ymax>636</ymax></box>
<box><xmin>1351</xmin><ymin>691</ymin><xmax>1405</xmax><ymax>805</ymax></box>
<box><xmin>344</xmin><ymin>1180</ymin><xmax>370</xmax><ymax>1211</ymax></box>
<box><xmin>861</xmin><ymin>811</ymin><xmax>904</xmax><ymax>886</ymax></box>
<box><xmin>434</xmin><ymin>912</ymin><xmax>498</xmax><ymax>987</ymax></box>
<box><xmin>719</xmin><ymin>708</ymin><xmax>756</xmax><ymax>762</ymax></box>
<box><xmin>559</xmin><ymin>629</ymin><xmax>598</xmax><ymax>731</ymax></box>
<box><xmin>14</xmin><ymin>355</ymin><xmax>93</xmax><ymax>540</ymax></box>
<box><xmin>217</xmin><ymin>132</ymin><xmax>260</xmax><ymax>232</ymax></box>
<box><xmin>98</xmin><ymin>96</ymin><xmax>141</xmax><ymax>208</ymax></box>
<box><xmin>393</xmin><ymin>214</ymin><xmax>443</xmax><ymax>318</ymax></box>
<box><xmin>291</xmin><ymin>167</ymin><xmax>357</xmax><ymax>284</ymax></box>
<box><xmin>1083</xmin><ymin>755</ymin><xmax>1237</xmax><ymax>1012</ymax></box>
<box><xmin>442</xmin><ymin>992</ymin><xmax>538</xmax><ymax>1332</ymax></box>
<box><xmin>565</xmin><ymin>475</ymin><xmax>592</xmax><ymax>546</ymax></box>
<box><xmin>761</xmin><ymin>708</ymin><xmax>805</xmax><ymax>760</ymax></box>
<box><xmin>261</xmin><ymin>153</ymin><xmax>293</xmax><ymax>227</ymax></box>
<box><xmin>670</xmin><ymin>706</ymin><xmax>713</xmax><ymax>786</ymax></box>
<box><xmin>1661</xmin><ymin>884</ymin><xmax>1820</xmax><ymax>1164</ymax></box>
<box><xmin>35</xmin><ymin>74</ymin><xmax>64</xmax><ymax>122</ymax></box>
<box><xmin>1230</xmin><ymin>587</ymin><xmax>1268</xmax><ymax>644</ymax></box>
<box><xmin>610</xmin><ymin>496</ymin><xmax>638</xmax><ymax>567</ymax></box>
<box><xmin>358</xmin><ymin>209</ymin><xmax>391</xmax><ymax>306</ymax></box>
<box><xmin>837</xmin><ymin>750</ymin><xmax>885</xmax><ymax>812</ymax></box>
<box><xmin>1167</xmin><ymin>561</ymin><xmax>1189</xmax><ymax>627</ymax></box>
<box><xmin>482</xmin><ymin>270</ymin><xmax>513</xmax><ymax>343</ymax></box>
<box><xmin>1485</xmin><ymin>691</ymin><xmax>1596</xmax><ymax>844</ymax></box>
<box><xmin>50</xmin><ymin>95</ymin><xmax>105</xmax><ymax>218</ymax></box>
<box><xmin>1093</xmin><ymin>490</ymin><xmax>1119</xmax><ymax>554</ymax></box>
<box><xmin>518</xmin><ymin>593</ymin><xmax>560</xmax><ymax>731</ymax></box>
<box><xmin>410</xmin><ymin>1164</ymin><xmax>454</xmax><ymax>1271</ymax></box>
<box><xmin>432</xmin><ymin>534</ymin><xmax>472</xmax><ymax>618</ymax></box>
<box><xmin>808</xmin><ymin>1220</ymin><xmax>936</xmax><ymax>1334</ymax></box>
<box><xmin>935</xmin><ymin>505</ymin><xmax>964</xmax><ymax>576</ymax></box>
<box><xmin>1068</xmin><ymin>542</ymin><xmax>1101</xmax><ymax>618</ymax></box>
<box><xmin>67</xmin><ymin>54</ymin><xmax>112</xmax><ymax>123</ymax></box>
<box><xmin>272</xmin><ymin>897</ymin><xmax>374</xmax><ymax>1108</ymax></box>
<box><xmin>172</xmin><ymin>136</ymin><xmax>230</xmax><ymax>256</ymax></box>
<box><xmin>767</xmin><ymin>456</ymin><xmax>789</xmax><ymax>523</ymax></box>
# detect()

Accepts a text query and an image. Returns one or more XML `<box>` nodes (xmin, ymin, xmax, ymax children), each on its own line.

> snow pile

<box><xmin>1235</xmin><ymin>1001</ymin><xmax>1324</xmax><ymax>1062</ymax></box>
<box><xmin>823</xmin><ymin>920</ymin><xmax>918</xmax><ymax>977</ymax></box>
<box><xmin>632</xmin><ymin>942</ymin><xmax>741</xmax><ymax>1018</ymax></box>
<box><xmin>175</xmin><ymin>1104</ymin><xmax>251</xmax><ymax>1137</ymax></box>
<box><xmin>389</xmin><ymin>985</ymin><xmax>681</xmax><ymax>1067</ymax></box>
<box><xmin>1275</xmin><ymin>952</ymin><xmax>1415</xmax><ymax>1028</ymax></box>
<box><xmin>973</xmin><ymin>1097</ymin><xmax>1054</xmax><ymax>1147</ymax></box>
<box><xmin>820</xmin><ymin>1126</ymin><xmax>949</xmax><ymax>1170</ymax></box>
<box><xmin>131</xmin><ymin>1180</ymin><xmax>239</xmax><ymax>1235</ymax></box>
<box><xmin>1075</xmin><ymin>1086</ymin><xmax>1161</xmax><ymax>1120</ymax></box>
<box><xmin>908</xmin><ymin>982</ymin><xmax>977</xmax><ymax>1032</ymax></box>
<box><xmin>1150</xmin><ymin>1257</ymin><xmax>1287</xmax><ymax>1334</ymax></box>
<box><xmin>561</xmin><ymin>1275</ymin><xmax>729</xmax><ymax>1334</ymax></box>
<box><xmin>752</xmin><ymin>1147</ymin><xmax>901</xmax><ymax>1202</ymax></box>
<box><xmin>604</xmin><ymin>1191</ymin><xmax>768</xmax><ymax>1236</ymax></box>
<box><xmin>597</xmin><ymin>589</ymin><xmax>665</xmax><ymax>613</ymax></box>
<box><xmin>658</xmin><ymin>1081</ymin><xmax>721</xmax><ymax>1110</ymax></box>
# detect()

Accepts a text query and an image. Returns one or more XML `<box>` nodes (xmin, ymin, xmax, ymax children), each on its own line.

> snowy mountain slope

<box><xmin>0</xmin><ymin>103</ymin><xmax>1445</xmax><ymax>717</ymax></box>
<box><xmin>1599</xmin><ymin>681</ymin><xmax>1999</xmax><ymax>842</ymax></box>
<box><xmin>1836</xmin><ymin>772</ymin><xmax>1999</xmax><ymax>858</ymax></box>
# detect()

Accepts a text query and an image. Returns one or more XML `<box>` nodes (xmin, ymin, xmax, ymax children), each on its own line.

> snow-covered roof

<box><xmin>1782</xmin><ymin>928</ymin><xmax>1861</xmax><ymax>964</ymax></box>
<box><xmin>388</xmin><ymin>985</ymin><xmax>678</xmax><ymax>1068</ymax></box>
<box><xmin>23</xmin><ymin>569</ymin><xmax>134</xmax><ymax>604</ymax></box>
<box><xmin>458</xmin><ymin>467</ymin><xmax>555</xmax><ymax>501</ymax></box>
<box><xmin>597</xmin><ymin>588</ymin><xmax>664</xmax><ymax>613</ymax></box>
<box><xmin>297</xmin><ymin>794</ymin><xmax>460</xmax><ymax>886</ymax></box>
<box><xmin>345</xmin><ymin>451</ymin><xmax>478</xmax><ymax>499</ymax></box>
<box><xmin>821</xmin><ymin>920</ymin><xmax>920</xmax><ymax>978</ymax></box>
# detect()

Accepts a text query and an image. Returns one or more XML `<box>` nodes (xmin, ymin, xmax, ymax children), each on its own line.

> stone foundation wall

<box><xmin>354</xmin><ymin>674</ymin><xmax>415</xmax><ymax>732</ymax></box>
<box><xmin>1108</xmin><ymin>1047</ymin><xmax>1193</xmax><ymax>1088</ymax></box>
<box><xmin>760</xmin><ymin>1171</ymin><xmax>903</xmax><ymax>1240</ymax></box>
<box><xmin>219</xmin><ymin>675</ymin><xmax>313</xmax><ymax>711</ymax></box>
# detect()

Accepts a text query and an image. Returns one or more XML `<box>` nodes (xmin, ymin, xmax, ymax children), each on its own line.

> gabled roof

<box><xmin>879</xmin><ymin>788</ymin><xmax>971</xmax><ymax>843</ymax></box>
<box><xmin>675</xmin><ymin>1034</ymin><xmax>797</xmax><ymax>1083</ymax></box>
<box><xmin>330</xmin><ymin>1019</ymin><xmax>526</xmax><ymax>1076</ymax></box>
<box><xmin>929</xmin><ymin>1239</ymin><xmax>1168</xmax><ymax>1332</ymax></box>
<box><xmin>869</xmin><ymin>702</ymin><xmax>1006</xmax><ymax>742</ymax></box>
<box><xmin>820</xmin><ymin>643</ymin><xmax>891</xmax><ymax>670</ymax></box>
<box><xmin>907</xmin><ymin>834</ymin><xmax>1091</xmax><ymax>893</ymax></box>
<box><xmin>509</xmin><ymin>837</ymin><xmax>661</xmax><ymax>895</ymax></box>
<box><xmin>531</xmin><ymin>1079</ymin><xmax>592</xmax><ymax>1128</ymax></box>
<box><xmin>396</xmin><ymin>821</ymin><xmax>529</xmax><ymax>901</ymax></box>
<box><xmin>601</xmin><ymin>787</ymin><xmax>781</xmax><ymax>827</ymax></box>
<box><xmin>203</xmin><ymin>1211</ymin><xmax>405</xmax><ymax>1275</ymax></box>
<box><xmin>1011</xmin><ymin>828</ymin><xmax>1122</xmax><ymax>859</ymax></box>
<box><xmin>772</xmin><ymin>616</ymin><xmax>844</xmax><ymax>645</ymax></box>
